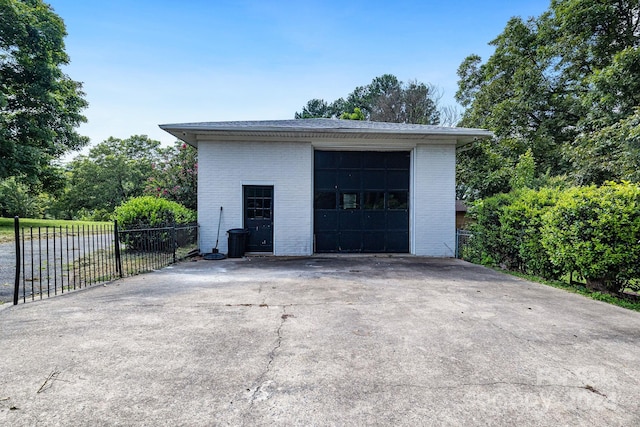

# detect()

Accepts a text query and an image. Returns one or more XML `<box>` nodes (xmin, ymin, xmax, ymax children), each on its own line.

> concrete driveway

<box><xmin>1</xmin><ymin>256</ymin><xmax>639</xmax><ymax>426</ymax></box>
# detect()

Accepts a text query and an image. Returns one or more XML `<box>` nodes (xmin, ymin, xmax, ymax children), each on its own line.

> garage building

<box><xmin>160</xmin><ymin>119</ymin><xmax>491</xmax><ymax>257</ymax></box>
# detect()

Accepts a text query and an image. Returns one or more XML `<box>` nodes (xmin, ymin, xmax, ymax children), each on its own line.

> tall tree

<box><xmin>371</xmin><ymin>80</ymin><xmax>441</xmax><ymax>124</ymax></box>
<box><xmin>0</xmin><ymin>0</ymin><xmax>88</xmax><ymax>189</ymax></box>
<box><xmin>294</xmin><ymin>99</ymin><xmax>332</xmax><ymax>119</ymax></box>
<box><xmin>570</xmin><ymin>107</ymin><xmax>640</xmax><ymax>185</ymax></box>
<box><xmin>60</xmin><ymin>136</ymin><xmax>161</xmax><ymax>217</ymax></box>
<box><xmin>456</xmin><ymin>0</ymin><xmax>640</xmax><ymax>198</ymax></box>
<box><xmin>295</xmin><ymin>74</ymin><xmax>442</xmax><ymax>125</ymax></box>
<box><xmin>145</xmin><ymin>141</ymin><xmax>197</xmax><ymax>210</ymax></box>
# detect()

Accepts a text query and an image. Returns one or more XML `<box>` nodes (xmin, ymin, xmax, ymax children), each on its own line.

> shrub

<box><xmin>541</xmin><ymin>182</ymin><xmax>640</xmax><ymax>293</ymax></box>
<box><xmin>464</xmin><ymin>192</ymin><xmax>516</xmax><ymax>266</ymax></box>
<box><xmin>74</xmin><ymin>208</ymin><xmax>112</xmax><ymax>222</ymax></box>
<box><xmin>500</xmin><ymin>187</ymin><xmax>562</xmax><ymax>278</ymax></box>
<box><xmin>113</xmin><ymin>196</ymin><xmax>196</xmax><ymax>251</ymax></box>
<box><xmin>466</xmin><ymin>188</ymin><xmax>562</xmax><ymax>277</ymax></box>
<box><xmin>113</xmin><ymin>196</ymin><xmax>195</xmax><ymax>229</ymax></box>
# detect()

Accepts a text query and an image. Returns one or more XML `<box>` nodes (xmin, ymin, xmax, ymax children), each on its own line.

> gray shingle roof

<box><xmin>159</xmin><ymin>118</ymin><xmax>493</xmax><ymax>147</ymax></box>
<box><xmin>161</xmin><ymin>118</ymin><xmax>488</xmax><ymax>133</ymax></box>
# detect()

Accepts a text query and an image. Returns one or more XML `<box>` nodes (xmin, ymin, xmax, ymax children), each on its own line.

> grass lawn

<box><xmin>0</xmin><ymin>217</ymin><xmax>111</xmax><ymax>243</ymax></box>
<box><xmin>502</xmin><ymin>269</ymin><xmax>640</xmax><ymax>313</ymax></box>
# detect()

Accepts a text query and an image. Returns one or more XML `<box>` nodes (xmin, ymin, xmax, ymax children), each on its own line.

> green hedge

<box><xmin>113</xmin><ymin>196</ymin><xmax>195</xmax><ymax>229</ymax></box>
<box><xmin>113</xmin><ymin>196</ymin><xmax>196</xmax><ymax>251</ymax></box>
<box><xmin>542</xmin><ymin>182</ymin><xmax>640</xmax><ymax>293</ymax></box>
<box><xmin>465</xmin><ymin>182</ymin><xmax>640</xmax><ymax>294</ymax></box>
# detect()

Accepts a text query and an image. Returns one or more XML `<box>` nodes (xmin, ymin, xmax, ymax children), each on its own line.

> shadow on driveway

<box><xmin>1</xmin><ymin>256</ymin><xmax>639</xmax><ymax>426</ymax></box>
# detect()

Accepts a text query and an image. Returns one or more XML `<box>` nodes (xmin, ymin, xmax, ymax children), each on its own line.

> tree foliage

<box><xmin>0</xmin><ymin>0</ymin><xmax>88</xmax><ymax>188</ymax></box>
<box><xmin>570</xmin><ymin>108</ymin><xmax>640</xmax><ymax>185</ymax></box>
<box><xmin>510</xmin><ymin>149</ymin><xmax>536</xmax><ymax>190</ymax></box>
<box><xmin>339</xmin><ymin>107</ymin><xmax>365</xmax><ymax>121</ymax></box>
<box><xmin>145</xmin><ymin>141</ymin><xmax>197</xmax><ymax>210</ymax></box>
<box><xmin>0</xmin><ymin>176</ymin><xmax>46</xmax><ymax>217</ymax></box>
<box><xmin>456</xmin><ymin>0</ymin><xmax>640</xmax><ymax>199</ymax></box>
<box><xmin>60</xmin><ymin>136</ymin><xmax>162</xmax><ymax>218</ymax></box>
<box><xmin>295</xmin><ymin>74</ymin><xmax>442</xmax><ymax>125</ymax></box>
<box><xmin>294</xmin><ymin>98</ymin><xmax>336</xmax><ymax>119</ymax></box>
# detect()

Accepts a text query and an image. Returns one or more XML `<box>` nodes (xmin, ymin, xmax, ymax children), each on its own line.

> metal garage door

<box><xmin>314</xmin><ymin>151</ymin><xmax>410</xmax><ymax>253</ymax></box>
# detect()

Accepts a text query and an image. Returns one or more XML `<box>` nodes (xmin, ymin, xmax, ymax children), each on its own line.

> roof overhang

<box><xmin>159</xmin><ymin>119</ymin><xmax>493</xmax><ymax>149</ymax></box>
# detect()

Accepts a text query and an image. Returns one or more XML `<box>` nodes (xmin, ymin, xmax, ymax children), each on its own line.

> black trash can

<box><xmin>227</xmin><ymin>228</ymin><xmax>249</xmax><ymax>258</ymax></box>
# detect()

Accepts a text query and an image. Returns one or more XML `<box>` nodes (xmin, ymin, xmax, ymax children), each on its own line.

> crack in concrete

<box><xmin>242</xmin><ymin>305</ymin><xmax>290</xmax><ymax>425</ymax></box>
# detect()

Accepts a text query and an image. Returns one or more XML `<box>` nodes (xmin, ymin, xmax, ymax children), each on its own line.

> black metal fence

<box><xmin>455</xmin><ymin>229</ymin><xmax>472</xmax><ymax>259</ymax></box>
<box><xmin>12</xmin><ymin>218</ymin><xmax>198</xmax><ymax>305</ymax></box>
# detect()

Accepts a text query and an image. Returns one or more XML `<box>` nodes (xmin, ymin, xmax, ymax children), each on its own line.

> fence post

<box><xmin>114</xmin><ymin>220</ymin><xmax>123</xmax><ymax>278</ymax></box>
<box><xmin>13</xmin><ymin>216</ymin><xmax>20</xmax><ymax>305</ymax></box>
<box><xmin>455</xmin><ymin>229</ymin><xmax>459</xmax><ymax>259</ymax></box>
<box><xmin>172</xmin><ymin>223</ymin><xmax>177</xmax><ymax>264</ymax></box>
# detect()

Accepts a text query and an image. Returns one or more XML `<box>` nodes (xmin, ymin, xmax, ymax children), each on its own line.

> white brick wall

<box><xmin>411</xmin><ymin>144</ymin><xmax>457</xmax><ymax>257</ymax></box>
<box><xmin>197</xmin><ymin>140</ymin><xmax>313</xmax><ymax>256</ymax></box>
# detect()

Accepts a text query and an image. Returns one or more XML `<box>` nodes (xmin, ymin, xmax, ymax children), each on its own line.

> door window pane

<box><xmin>245</xmin><ymin>187</ymin><xmax>272</xmax><ymax>219</ymax></box>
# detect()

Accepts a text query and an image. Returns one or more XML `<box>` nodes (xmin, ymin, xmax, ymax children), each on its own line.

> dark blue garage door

<box><xmin>314</xmin><ymin>151</ymin><xmax>410</xmax><ymax>253</ymax></box>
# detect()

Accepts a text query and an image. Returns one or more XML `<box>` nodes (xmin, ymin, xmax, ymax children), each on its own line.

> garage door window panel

<box><xmin>315</xmin><ymin>192</ymin><xmax>337</xmax><ymax>209</ymax></box>
<box><xmin>388</xmin><ymin>192</ymin><xmax>408</xmax><ymax>210</ymax></box>
<box><xmin>363</xmin><ymin>192</ymin><xmax>385</xmax><ymax>210</ymax></box>
<box><xmin>340</xmin><ymin>192</ymin><xmax>360</xmax><ymax>209</ymax></box>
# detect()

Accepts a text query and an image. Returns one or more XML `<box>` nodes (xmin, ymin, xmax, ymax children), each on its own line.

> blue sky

<box><xmin>47</xmin><ymin>0</ymin><xmax>551</xmax><ymax>149</ymax></box>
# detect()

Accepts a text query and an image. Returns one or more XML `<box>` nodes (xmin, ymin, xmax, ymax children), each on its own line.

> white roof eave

<box><xmin>159</xmin><ymin>120</ymin><xmax>493</xmax><ymax>149</ymax></box>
